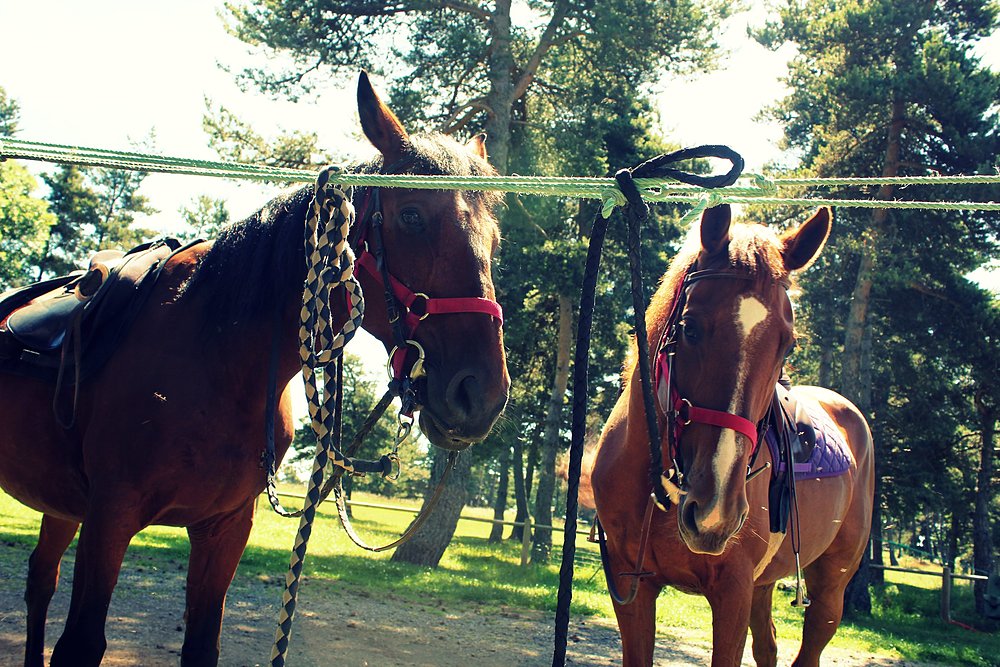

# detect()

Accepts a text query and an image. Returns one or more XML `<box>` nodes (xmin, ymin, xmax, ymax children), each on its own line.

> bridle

<box><xmin>652</xmin><ymin>267</ymin><xmax>776</xmax><ymax>504</ymax></box>
<box><xmin>349</xmin><ymin>180</ymin><xmax>504</xmax><ymax>420</ymax></box>
<box><xmin>263</xmin><ymin>163</ymin><xmax>505</xmax><ymax>514</ymax></box>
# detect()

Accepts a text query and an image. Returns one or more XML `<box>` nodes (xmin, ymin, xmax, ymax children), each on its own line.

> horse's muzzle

<box><xmin>677</xmin><ymin>495</ymin><xmax>748</xmax><ymax>556</ymax></box>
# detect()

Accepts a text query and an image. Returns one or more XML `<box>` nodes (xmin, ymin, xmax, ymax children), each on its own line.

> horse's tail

<box><xmin>557</xmin><ymin>440</ymin><xmax>598</xmax><ymax>511</ymax></box>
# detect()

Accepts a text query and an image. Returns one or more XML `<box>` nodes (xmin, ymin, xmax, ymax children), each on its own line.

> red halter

<box><xmin>350</xmin><ymin>186</ymin><xmax>503</xmax><ymax>392</ymax></box>
<box><xmin>653</xmin><ymin>268</ymin><xmax>765</xmax><ymax>489</ymax></box>
<box><xmin>353</xmin><ymin>251</ymin><xmax>503</xmax><ymax>377</ymax></box>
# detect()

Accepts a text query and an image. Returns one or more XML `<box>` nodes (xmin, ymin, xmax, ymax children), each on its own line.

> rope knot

<box><xmin>751</xmin><ymin>173</ymin><xmax>778</xmax><ymax>195</ymax></box>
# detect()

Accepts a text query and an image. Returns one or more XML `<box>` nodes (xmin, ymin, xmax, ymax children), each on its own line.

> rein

<box><xmin>552</xmin><ymin>146</ymin><xmax>744</xmax><ymax>667</ymax></box>
<box><xmin>268</xmin><ymin>165</ymin><xmax>504</xmax><ymax>667</ymax></box>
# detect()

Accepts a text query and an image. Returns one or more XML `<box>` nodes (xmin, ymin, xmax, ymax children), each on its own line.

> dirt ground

<box><xmin>0</xmin><ymin>542</ymin><xmax>934</xmax><ymax>667</ymax></box>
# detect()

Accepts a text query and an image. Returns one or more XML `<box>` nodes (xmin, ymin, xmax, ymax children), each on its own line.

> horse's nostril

<box><xmin>445</xmin><ymin>370</ymin><xmax>480</xmax><ymax>420</ymax></box>
<box><xmin>681</xmin><ymin>500</ymin><xmax>700</xmax><ymax>536</ymax></box>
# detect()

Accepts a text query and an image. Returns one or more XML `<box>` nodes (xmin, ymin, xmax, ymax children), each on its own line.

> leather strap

<box><xmin>595</xmin><ymin>496</ymin><xmax>656</xmax><ymax>605</ymax></box>
<box><xmin>674</xmin><ymin>396</ymin><xmax>760</xmax><ymax>448</ymax></box>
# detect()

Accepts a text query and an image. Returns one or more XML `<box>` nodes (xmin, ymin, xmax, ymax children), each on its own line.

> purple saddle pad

<box><xmin>765</xmin><ymin>397</ymin><xmax>852</xmax><ymax>480</ymax></box>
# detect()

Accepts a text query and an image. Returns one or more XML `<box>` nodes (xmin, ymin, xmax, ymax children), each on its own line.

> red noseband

<box><xmin>672</xmin><ymin>395</ymin><xmax>760</xmax><ymax>448</ymax></box>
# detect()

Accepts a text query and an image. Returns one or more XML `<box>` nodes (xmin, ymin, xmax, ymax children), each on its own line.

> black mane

<box><xmin>182</xmin><ymin>133</ymin><xmax>500</xmax><ymax>331</ymax></box>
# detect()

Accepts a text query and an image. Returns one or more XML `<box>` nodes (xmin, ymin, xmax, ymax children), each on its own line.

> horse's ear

<box><xmin>700</xmin><ymin>204</ymin><xmax>732</xmax><ymax>256</ymax></box>
<box><xmin>468</xmin><ymin>133</ymin><xmax>488</xmax><ymax>160</ymax></box>
<box><xmin>357</xmin><ymin>70</ymin><xmax>409</xmax><ymax>161</ymax></box>
<box><xmin>781</xmin><ymin>207</ymin><xmax>832</xmax><ymax>272</ymax></box>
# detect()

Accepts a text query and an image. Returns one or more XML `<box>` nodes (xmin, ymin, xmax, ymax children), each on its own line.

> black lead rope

<box><xmin>551</xmin><ymin>146</ymin><xmax>743</xmax><ymax>667</ymax></box>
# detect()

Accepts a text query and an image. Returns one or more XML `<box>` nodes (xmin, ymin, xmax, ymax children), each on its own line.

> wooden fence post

<box><xmin>520</xmin><ymin>515</ymin><xmax>533</xmax><ymax>567</ymax></box>
<box><xmin>940</xmin><ymin>565</ymin><xmax>952</xmax><ymax>623</ymax></box>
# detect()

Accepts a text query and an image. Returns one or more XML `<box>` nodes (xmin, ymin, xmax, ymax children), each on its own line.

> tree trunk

<box><xmin>818</xmin><ymin>345</ymin><xmax>833</xmax><ymax>388</ymax></box>
<box><xmin>509</xmin><ymin>436</ymin><xmax>528</xmax><ymax>542</ymax></box>
<box><xmin>483</xmin><ymin>0</ymin><xmax>514</xmax><ymax>175</ymax></box>
<box><xmin>391</xmin><ymin>449</ymin><xmax>472</xmax><ymax>567</ymax></box>
<box><xmin>488</xmin><ymin>443</ymin><xmax>511</xmax><ymax>543</ymax></box>
<box><xmin>530</xmin><ymin>294</ymin><xmax>573</xmax><ymax>564</ymax></box>
<box><xmin>841</xmin><ymin>97</ymin><xmax>904</xmax><ymax>617</ymax></box>
<box><xmin>973</xmin><ymin>391</ymin><xmax>997</xmax><ymax>614</ymax></box>
<box><xmin>840</xmin><ymin>98</ymin><xmax>904</xmax><ymax>414</ymax></box>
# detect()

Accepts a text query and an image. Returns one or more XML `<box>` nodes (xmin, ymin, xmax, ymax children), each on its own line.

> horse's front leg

<box><xmin>181</xmin><ymin>501</ymin><xmax>254</xmax><ymax>667</ymax></box>
<box><xmin>24</xmin><ymin>514</ymin><xmax>79</xmax><ymax>667</ymax></box>
<box><xmin>748</xmin><ymin>583</ymin><xmax>778</xmax><ymax>667</ymax></box>
<box><xmin>705</xmin><ymin>567</ymin><xmax>754</xmax><ymax>667</ymax></box>
<box><xmin>611</xmin><ymin>579</ymin><xmax>660</xmax><ymax>667</ymax></box>
<box><xmin>50</xmin><ymin>500</ymin><xmax>139</xmax><ymax>667</ymax></box>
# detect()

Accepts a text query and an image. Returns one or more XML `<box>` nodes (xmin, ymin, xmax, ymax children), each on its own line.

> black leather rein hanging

<box><xmin>551</xmin><ymin>146</ymin><xmax>744</xmax><ymax>667</ymax></box>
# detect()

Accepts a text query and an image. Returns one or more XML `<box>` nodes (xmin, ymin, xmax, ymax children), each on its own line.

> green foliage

<box><xmin>202</xmin><ymin>98</ymin><xmax>334</xmax><ymax>169</ymax></box>
<box><xmin>0</xmin><ymin>161</ymin><xmax>54</xmax><ymax>289</ymax></box>
<box><xmin>35</xmin><ymin>164</ymin><xmax>158</xmax><ymax>280</ymax></box>
<box><xmin>0</xmin><ymin>86</ymin><xmax>20</xmax><ymax>136</ymax></box>
<box><xmin>178</xmin><ymin>195</ymin><xmax>231</xmax><ymax>241</ymax></box>
<box><xmin>39</xmin><ymin>166</ymin><xmax>99</xmax><ymax>278</ymax></box>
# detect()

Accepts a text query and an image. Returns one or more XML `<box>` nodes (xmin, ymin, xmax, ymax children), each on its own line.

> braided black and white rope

<box><xmin>270</xmin><ymin>168</ymin><xmax>364</xmax><ymax>667</ymax></box>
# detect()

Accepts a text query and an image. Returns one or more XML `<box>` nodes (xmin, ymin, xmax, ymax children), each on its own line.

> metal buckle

<box><xmin>387</xmin><ymin>339</ymin><xmax>426</xmax><ymax>380</ymax></box>
<box><xmin>410</xmin><ymin>293</ymin><xmax>431</xmax><ymax>321</ymax></box>
<box><xmin>676</xmin><ymin>398</ymin><xmax>693</xmax><ymax>426</ymax></box>
<box><xmin>383</xmin><ymin>414</ymin><xmax>412</xmax><ymax>482</ymax></box>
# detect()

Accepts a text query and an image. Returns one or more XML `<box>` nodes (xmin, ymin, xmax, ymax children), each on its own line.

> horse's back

<box><xmin>0</xmin><ymin>241</ymin><xmax>219</xmax><ymax>520</ymax></box>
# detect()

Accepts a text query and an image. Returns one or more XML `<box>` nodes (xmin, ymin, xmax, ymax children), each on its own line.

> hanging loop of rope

<box><xmin>551</xmin><ymin>146</ymin><xmax>745</xmax><ymax>667</ymax></box>
<box><xmin>270</xmin><ymin>168</ymin><xmax>372</xmax><ymax>667</ymax></box>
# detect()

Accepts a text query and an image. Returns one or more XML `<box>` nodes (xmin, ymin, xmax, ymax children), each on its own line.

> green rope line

<box><xmin>3</xmin><ymin>137</ymin><xmax>998</xmax><ymax>212</ymax></box>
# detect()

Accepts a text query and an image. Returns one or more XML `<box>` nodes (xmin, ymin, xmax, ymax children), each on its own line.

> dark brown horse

<box><xmin>0</xmin><ymin>73</ymin><xmax>508</xmax><ymax>666</ymax></box>
<box><xmin>591</xmin><ymin>205</ymin><xmax>874</xmax><ymax>666</ymax></box>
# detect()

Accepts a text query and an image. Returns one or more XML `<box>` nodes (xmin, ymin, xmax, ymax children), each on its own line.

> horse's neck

<box><xmin>619</xmin><ymin>364</ymin><xmax>667</xmax><ymax>484</ymax></box>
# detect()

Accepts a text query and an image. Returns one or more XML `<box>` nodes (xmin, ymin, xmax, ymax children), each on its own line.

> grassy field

<box><xmin>1</xmin><ymin>488</ymin><xmax>996</xmax><ymax>666</ymax></box>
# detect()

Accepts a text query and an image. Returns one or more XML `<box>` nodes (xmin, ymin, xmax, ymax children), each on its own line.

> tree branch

<box><xmin>511</xmin><ymin>0</ymin><xmax>574</xmax><ymax>101</ymax></box>
<box><xmin>437</xmin><ymin>97</ymin><xmax>492</xmax><ymax>134</ymax></box>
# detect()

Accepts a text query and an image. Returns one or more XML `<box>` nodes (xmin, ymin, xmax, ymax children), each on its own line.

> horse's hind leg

<box><xmin>50</xmin><ymin>504</ymin><xmax>138</xmax><ymax>667</ymax></box>
<box><xmin>181</xmin><ymin>502</ymin><xmax>254</xmax><ymax>667</ymax></box>
<box><xmin>748</xmin><ymin>583</ymin><xmax>778</xmax><ymax>667</ymax></box>
<box><xmin>24</xmin><ymin>515</ymin><xmax>79</xmax><ymax>667</ymax></box>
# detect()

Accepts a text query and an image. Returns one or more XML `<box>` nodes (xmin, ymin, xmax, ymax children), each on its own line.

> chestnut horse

<box><xmin>591</xmin><ymin>205</ymin><xmax>873</xmax><ymax>666</ymax></box>
<box><xmin>0</xmin><ymin>73</ymin><xmax>508</xmax><ymax>666</ymax></box>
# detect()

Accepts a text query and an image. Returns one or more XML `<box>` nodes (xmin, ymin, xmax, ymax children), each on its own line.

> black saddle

<box><xmin>767</xmin><ymin>382</ymin><xmax>818</xmax><ymax>534</ymax></box>
<box><xmin>0</xmin><ymin>239</ymin><xmax>192</xmax><ymax>391</ymax></box>
<box><xmin>773</xmin><ymin>382</ymin><xmax>817</xmax><ymax>461</ymax></box>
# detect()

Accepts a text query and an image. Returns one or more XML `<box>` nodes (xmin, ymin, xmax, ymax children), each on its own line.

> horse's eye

<box><xmin>400</xmin><ymin>207</ymin><xmax>424</xmax><ymax>231</ymax></box>
<box><xmin>785</xmin><ymin>339</ymin><xmax>797</xmax><ymax>359</ymax></box>
<box><xmin>681</xmin><ymin>318</ymin><xmax>699</xmax><ymax>343</ymax></box>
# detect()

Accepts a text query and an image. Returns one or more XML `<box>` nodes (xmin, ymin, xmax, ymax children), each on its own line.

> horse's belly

<box><xmin>0</xmin><ymin>375</ymin><xmax>89</xmax><ymax>519</ymax></box>
<box><xmin>754</xmin><ymin>474</ymin><xmax>854</xmax><ymax>583</ymax></box>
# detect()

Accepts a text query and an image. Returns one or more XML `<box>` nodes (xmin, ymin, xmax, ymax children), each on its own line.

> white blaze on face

<box><xmin>699</xmin><ymin>294</ymin><xmax>769</xmax><ymax>531</ymax></box>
